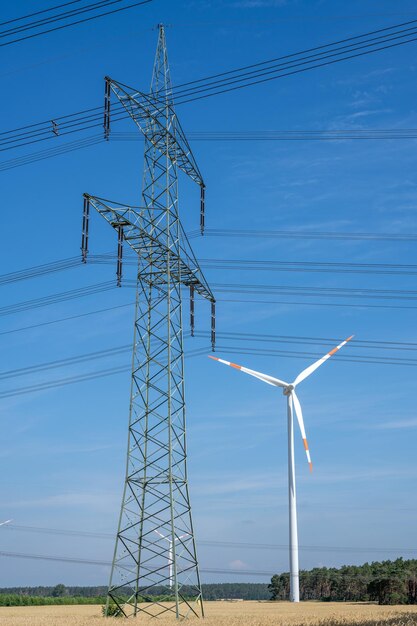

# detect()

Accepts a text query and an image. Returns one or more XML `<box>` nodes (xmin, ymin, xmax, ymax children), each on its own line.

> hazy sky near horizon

<box><xmin>1</xmin><ymin>0</ymin><xmax>417</xmax><ymax>587</ymax></box>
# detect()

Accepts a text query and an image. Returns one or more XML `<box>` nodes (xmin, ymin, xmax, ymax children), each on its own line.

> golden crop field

<box><xmin>1</xmin><ymin>602</ymin><xmax>417</xmax><ymax>626</ymax></box>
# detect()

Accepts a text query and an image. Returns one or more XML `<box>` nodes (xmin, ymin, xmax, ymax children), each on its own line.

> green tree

<box><xmin>51</xmin><ymin>584</ymin><xmax>67</xmax><ymax>598</ymax></box>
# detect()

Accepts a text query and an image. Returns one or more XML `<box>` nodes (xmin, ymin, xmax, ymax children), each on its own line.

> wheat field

<box><xmin>0</xmin><ymin>602</ymin><xmax>417</xmax><ymax>626</ymax></box>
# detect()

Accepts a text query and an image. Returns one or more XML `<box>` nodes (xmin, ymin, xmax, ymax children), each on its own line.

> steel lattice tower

<box><xmin>81</xmin><ymin>25</ymin><xmax>215</xmax><ymax>619</ymax></box>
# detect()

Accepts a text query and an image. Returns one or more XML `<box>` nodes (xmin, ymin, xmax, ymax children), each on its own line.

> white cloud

<box><xmin>229</xmin><ymin>559</ymin><xmax>249</xmax><ymax>569</ymax></box>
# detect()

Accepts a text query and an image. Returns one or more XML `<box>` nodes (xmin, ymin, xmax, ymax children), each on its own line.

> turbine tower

<box><xmin>209</xmin><ymin>336</ymin><xmax>353</xmax><ymax>602</ymax></box>
<box><xmin>82</xmin><ymin>25</ymin><xmax>215</xmax><ymax>619</ymax></box>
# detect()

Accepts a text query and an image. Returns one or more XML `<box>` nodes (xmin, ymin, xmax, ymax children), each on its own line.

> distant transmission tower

<box><xmin>81</xmin><ymin>25</ymin><xmax>215</xmax><ymax>619</ymax></box>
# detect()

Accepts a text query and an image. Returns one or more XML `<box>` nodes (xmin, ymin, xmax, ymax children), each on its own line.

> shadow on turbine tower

<box><xmin>81</xmin><ymin>24</ymin><xmax>215</xmax><ymax>619</ymax></box>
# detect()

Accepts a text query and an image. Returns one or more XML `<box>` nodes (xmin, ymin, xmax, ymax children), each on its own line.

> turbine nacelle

<box><xmin>283</xmin><ymin>385</ymin><xmax>294</xmax><ymax>396</ymax></box>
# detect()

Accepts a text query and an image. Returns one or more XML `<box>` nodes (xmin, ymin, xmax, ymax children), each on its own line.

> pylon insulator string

<box><xmin>116</xmin><ymin>226</ymin><xmax>123</xmax><ymax>287</ymax></box>
<box><xmin>81</xmin><ymin>194</ymin><xmax>90</xmax><ymax>263</ymax></box>
<box><xmin>104</xmin><ymin>76</ymin><xmax>111</xmax><ymax>140</ymax></box>
<box><xmin>190</xmin><ymin>285</ymin><xmax>195</xmax><ymax>336</ymax></box>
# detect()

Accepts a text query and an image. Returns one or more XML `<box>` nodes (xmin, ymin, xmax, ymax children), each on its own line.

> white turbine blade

<box><xmin>208</xmin><ymin>356</ymin><xmax>288</xmax><ymax>388</ymax></box>
<box><xmin>292</xmin><ymin>335</ymin><xmax>354</xmax><ymax>387</ymax></box>
<box><xmin>0</xmin><ymin>520</ymin><xmax>12</xmax><ymax>526</ymax></box>
<box><xmin>292</xmin><ymin>391</ymin><xmax>312</xmax><ymax>473</ymax></box>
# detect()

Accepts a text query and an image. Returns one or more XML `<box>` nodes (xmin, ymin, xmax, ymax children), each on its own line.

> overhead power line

<box><xmin>0</xmin><ymin>252</ymin><xmax>121</xmax><ymax>286</ymax></box>
<box><xmin>209</xmin><ymin>345</ymin><xmax>417</xmax><ymax>367</ymax></box>
<box><xmin>220</xmin><ymin>297</ymin><xmax>417</xmax><ymax>311</ymax></box>
<box><xmin>212</xmin><ymin>282</ymin><xmax>417</xmax><ymax>302</ymax></box>
<box><xmin>0</xmin><ymin>347</ymin><xmax>209</xmax><ymax>400</ymax></box>
<box><xmin>3</xmin><ymin>523</ymin><xmax>417</xmax><ymax>555</ymax></box>
<box><xmin>0</xmin><ymin>302</ymin><xmax>134</xmax><ymax>339</ymax></box>
<box><xmin>0</xmin><ymin>134</ymin><xmax>103</xmax><ymax>172</ymax></box>
<box><xmin>2</xmin><ymin>333</ymin><xmax>417</xmax><ymax>383</ymax></box>
<box><xmin>197</xmin><ymin>331</ymin><xmax>417</xmax><ymax>352</ymax></box>
<box><xmin>200</xmin><ymin>258</ymin><xmax>417</xmax><ymax>277</ymax></box>
<box><xmin>3</xmin><ymin>332</ymin><xmax>417</xmax><ymax>384</ymax></box>
<box><xmin>0</xmin><ymin>343</ymin><xmax>132</xmax><ymax>381</ymax></box>
<box><xmin>2</xmin><ymin>253</ymin><xmax>417</xmax><ymax>290</ymax></box>
<box><xmin>188</xmin><ymin>228</ymin><xmax>417</xmax><ymax>242</ymax></box>
<box><xmin>0</xmin><ymin>0</ymin><xmax>152</xmax><ymax>48</ymax></box>
<box><xmin>165</xmin><ymin>18</ymin><xmax>417</xmax><ymax>97</ymax></box>
<box><xmin>3</xmin><ymin>336</ymin><xmax>417</xmax><ymax>401</ymax></box>
<box><xmin>0</xmin><ymin>0</ymin><xmax>90</xmax><ymax>27</ymax></box>
<box><xmin>3</xmin><ymin>279</ymin><xmax>417</xmax><ymax>326</ymax></box>
<box><xmin>3</xmin><ymin>17</ymin><xmax>417</xmax><ymax>159</ymax></box>
<box><xmin>6</xmin><ymin>128</ymin><xmax>417</xmax><ymax>172</ymax></box>
<box><xmin>112</xmin><ymin>129</ymin><xmax>417</xmax><ymax>141</ymax></box>
<box><xmin>0</xmin><ymin>282</ymin><xmax>117</xmax><ymax>318</ymax></box>
<box><xmin>0</xmin><ymin>549</ymin><xmax>276</xmax><ymax>577</ymax></box>
<box><xmin>0</xmin><ymin>255</ymin><xmax>82</xmax><ymax>286</ymax></box>
<box><xmin>0</xmin><ymin>547</ymin><xmax>414</xmax><ymax>580</ymax></box>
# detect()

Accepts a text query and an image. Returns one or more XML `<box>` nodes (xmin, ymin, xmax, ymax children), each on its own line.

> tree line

<box><xmin>0</xmin><ymin>583</ymin><xmax>270</xmax><ymax>603</ymax></box>
<box><xmin>2</xmin><ymin>560</ymin><xmax>417</xmax><ymax>605</ymax></box>
<box><xmin>269</xmin><ymin>559</ymin><xmax>417</xmax><ymax>605</ymax></box>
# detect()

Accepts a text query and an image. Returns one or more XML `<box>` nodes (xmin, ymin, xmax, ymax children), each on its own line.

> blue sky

<box><xmin>1</xmin><ymin>0</ymin><xmax>417</xmax><ymax>587</ymax></box>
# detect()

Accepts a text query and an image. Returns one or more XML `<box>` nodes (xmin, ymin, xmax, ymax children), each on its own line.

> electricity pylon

<box><xmin>81</xmin><ymin>25</ymin><xmax>215</xmax><ymax>619</ymax></box>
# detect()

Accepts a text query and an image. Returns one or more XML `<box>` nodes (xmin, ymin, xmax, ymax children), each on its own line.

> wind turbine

<box><xmin>208</xmin><ymin>336</ymin><xmax>353</xmax><ymax>603</ymax></box>
<box><xmin>154</xmin><ymin>530</ymin><xmax>190</xmax><ymax>589</ymax></box>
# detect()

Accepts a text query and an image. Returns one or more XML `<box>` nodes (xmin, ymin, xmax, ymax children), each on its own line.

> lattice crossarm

<box><xmin>84</xmin><ymin>194</ymin><xmax>141</xmax><ymax>229</ymax></box>
<box><xmin>106</xmin><ymin>77</ymin><xmax>205</xmax><ymax>189</ymax></box>
<box><xmin>179</xmin><ymin>262</ymin><xmax>214</xmax><ymax>304</ymax></box>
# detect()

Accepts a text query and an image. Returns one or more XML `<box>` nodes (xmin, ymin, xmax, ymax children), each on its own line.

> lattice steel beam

<box><xmin>82</xmin><ymin>24</ymin><xmax>214</xmax><ymax>619</ymax></box>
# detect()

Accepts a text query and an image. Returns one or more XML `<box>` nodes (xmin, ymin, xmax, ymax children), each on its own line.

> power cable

<box><xmin>0</xmin><ymin>282</ymin><xmax>117</xmax><ymax>318</ymax></box>
<box><xmin>0</xmin><ymin>252</ymin><xmax>121</xmax><ymax>286</ymax></box>
<box><xmin>0</xmin><ymin>301</ymin><xmax>134</xmax><ymax>338</ymax></box>
<box><xmin>212</xmin><ymin>282</ymin><xmax>417</xmax><ymax>302</ymax></box>
<box><xmin>3</xmin><ymin>279</ymin><xmax>417</xmax><ymax>326</ymax></box>
<box><xmin>0</xmin><ymin>344</ymin><xmax>132</xmax><ymax>381</ymax></box>
<box><xmin>4</xmin><ymin>332</ymin><xmax>417</xmax><ymax>384</ymax></box>
<box><xmin>0</xmin><ymin>0</ymin><xmax>87</xmax><ymax>27</ymax></box>
<box><xmin>2</xmin><ymin>523</ymin><xmax>417</xmax><ymax>555</ymax></box>
<box><xmin>3</xmin><ymin>18</ymin><xmax>417</xmax><ymax>156</ymax></box>
<box><xmin>188</xmin><ymin>228</ymin><xmax>417</xmax><ymax>242</ymax></box>
<box><xmin>0</xmin><ymin>0</ymin><xmax>152</xmax><ymax>48</ymax></box>
<box><xmin>0</xmin><ymin>135</ymin><xmax>103</xmax><ymax>171</ymax></box>
<box><xmin>159</xmin><ymin>30</ymin><xmax>417</xmax><ymax>107</ymax></box>
<box><xmin>200</xmin><ymin>258</ymin><xmax>417</xmax><ymax>277</ymax></box>
<box><xmin>112</xmin><ymin>129</ymin><xmax>417</xmax><ymax>140</ymax></box>
<box><xmin>6</xmin><ymin>127</ymin><xmax>417</xmax><ymax>173</ymax></box>
<box><xmin>0</xmin><ymin>549</ymin><xmax>277</xmax><ymax>576</ymax></box>
<box><xmin>219</xmin><ymin>297</ymin><xmax>417</xmax><ymax>311</ymax></box>
<box><xmin>167</xmin><ymin>18</ymin><xmax>417</xmax><ymax>95</ymax></box>
<box><xmin>209</xmin><ymin>345</ymin><xmax>417</xmax><ymax>367</ymax></box>
<box><xmin>0</xmin><ymin>348</ymin><xmax>209</xmax><ymax>400</ymax></box>
<box><xmin>4</xmin><ymin>254</ymin><xmax>417</xmax><ymax>289</ymax></box>
<box><xmin>2</xmin><ymin>334</ymin><xmax>417</xmax><ymax>382</ymax></box>
<box><xmin>1</xmin><ymin>1</ymin><xmax>132</xmax><ymax>38</ymax></box>
<box><xmin>196</xmin><ymin>331</ymin><xmax>417</xmax><ymax>352</ymax></box>
<box><xmin>2</xmin><ymin>342</ymin><xmax>417</xmax><ymax>401</ymax></box>
<box><xmin>0</xmin><ymin>548</ymin><xmax>414</xmax><ymax>580</ymax></box>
